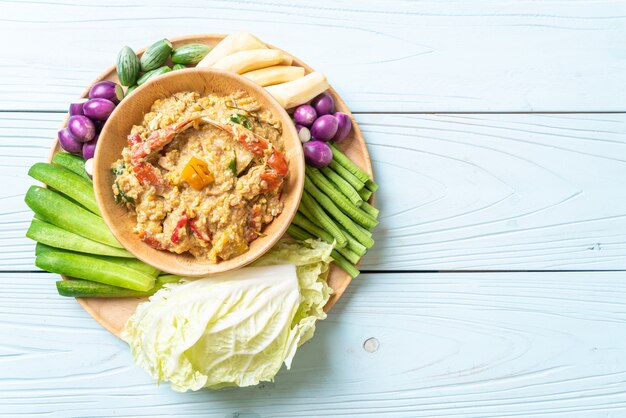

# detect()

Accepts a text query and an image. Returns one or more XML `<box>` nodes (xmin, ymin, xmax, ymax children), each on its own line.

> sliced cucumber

<box><xmin>36</xmin><ymin>248</ymin><xmax>155</xmax><ymax>291</ymax></box>
<box><xmin>52</xmin><ymin>152</ymin><xmax>90</xmax><ymax>180</ymax></box>
<box><xmin>91</xmin><ymin>255</ymin><xmax>160</xmax><ymax>278</ymax></box>
<box><xmin>27</xmin><ymin>219</ymin><xmax>133</xmax><ymax>258</ymax></box>
<box><xmin>28</xmin><ymin>162</ymin><xmax>99</xmax><ymax>214</ymax></box>
<box><xmin>24</xmin><ymin>186</ymin><xmax>122</xmax><ymax>248</ymax></box>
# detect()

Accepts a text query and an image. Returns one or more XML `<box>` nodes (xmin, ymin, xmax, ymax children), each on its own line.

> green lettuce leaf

<box><xmin>122</xmin><ymin>238</ymin><xmax>333</xmax><ymax>391</ymax></box>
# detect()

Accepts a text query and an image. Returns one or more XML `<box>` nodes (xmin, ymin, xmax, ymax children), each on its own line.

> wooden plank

<box><xmin>2</xmin><ymin>271</ymin><xmax>626</xmax><ymax>417</ymax></box>
<box><xmin>3</xmin><ymin>112</ymin><xmax>626</xmax><ymax>271</ymax></box>
<box><xmin>1</xmin><ymin>0</ymin><xmax>626</xmax><ymax>112</ymax></box>
<box><xmin>363</xmin><ymin>113</ymin><xmax>626</xmax><ymax>270</ymax></box>
<box><xmin>0</xmin><ymin>113</ymin><xmax>54</xmax><ymax>270</ymax></box>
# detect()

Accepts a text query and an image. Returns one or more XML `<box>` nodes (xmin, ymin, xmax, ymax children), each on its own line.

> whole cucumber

<box><xmin>137</xmin><ymin>66</ymin><xmax>172</xmax><ymax>86</ymax></box>
<box><xmin>116</xmin><ymin>46</ymin><xmax>141</xmax><ymax>86</ymax></box>
<box><xmin>24</xmin><ymin>186</ymin><xmax>122</xmax><ymax>248</ymax></box>
<box><xmin>140</xmin><ymin>39</ymin><xmax>173</xmax><ymax>72</ymax></box>
<box><xmin>126</xmin><ymin>85</ymin><xmax>138</xmax><ymax>96</ymax></box>
<box><xmin>56</xmin><ymin>279</ymin><xmax>155</xmax><ymax>298</ymax></box>
<box><xmin>172</xmin><ymin>63</ymin><xmax>186</xmax><ymax>71</ymax></box>
<box><xmin>171</xmin><ymin>44</ymin><xmax>212</xmax><ymax>65</ymax></box>
<box><xmin>28</xmin><ymin>162</ymin><xmax>99</xmax><ymax>214</ymax></box>
<box><xmin>27</xmin><ymin>219</ymin><xmax>134</xmax><ymax>258</ymax></box>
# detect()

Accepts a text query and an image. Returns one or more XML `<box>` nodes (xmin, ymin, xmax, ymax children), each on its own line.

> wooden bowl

<box><xmin>93</xmin><ymin>68</ymin><xmax>304</xmax><ymax>277</ymax></box>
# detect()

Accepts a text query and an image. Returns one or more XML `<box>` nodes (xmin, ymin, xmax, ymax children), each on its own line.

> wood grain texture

<box><xmin>1</xmin><ymin>0</ymin><xmax>626</xmax><ymax>112</ymax></box>
<box><xmin>4</xmin><ymin>112</ymin><xmax>626</xmax><ymax>271</ymax></box>
<box><xmin>363</xmin><ymin>113</ymin><xmax>626</xmax><ymax>270</ymax></box>
<box><xmin>3</xmin><ymin>1</ymin><xmax>626</xmax><ymax>416</ymax></box>
<box><xmin>2</xmin><ymin>271</ymin><xmax>626</xmax><ymax>417</ymax></box>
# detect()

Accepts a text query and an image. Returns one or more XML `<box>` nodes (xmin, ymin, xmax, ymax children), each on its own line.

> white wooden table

<box><xmin>2</xmin><ymin>1</ymin><xmax>626</xmax><ymax>416</ymax></box>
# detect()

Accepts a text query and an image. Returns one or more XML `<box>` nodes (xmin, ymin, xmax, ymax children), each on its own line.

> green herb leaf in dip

<box><xmin>229</xmin><ymin>154</ymin><xmax>237</xmax><ymax>177</ymax></box>
<box><xmin>113</xmin><ymin>181</ymin><xmax>134</xmax><ymax>204</ymax></box>
<box><xmin>229</xmin><ymin>113</ymin><xmax>252</xmax><ymax>129</ymax></box>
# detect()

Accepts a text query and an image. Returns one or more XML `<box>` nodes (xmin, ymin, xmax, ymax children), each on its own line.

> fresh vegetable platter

<box><xmin>43</xmin><ymin>34</ymin><xmax>375</xmax><ymax>338</ymax></box>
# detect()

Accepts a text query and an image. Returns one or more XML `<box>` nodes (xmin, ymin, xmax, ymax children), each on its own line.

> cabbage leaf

<box><xmin>122</xmin><ymin>239</ymin><xmax>333</xmax><ymax>391</ymax></box>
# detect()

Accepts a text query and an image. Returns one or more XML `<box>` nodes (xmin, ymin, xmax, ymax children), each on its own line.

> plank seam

<box><xmin>362</xmin><ymin>269</ymin><xmax>626</xmax><ymax>273</ymax></box>
<box><xmin>2</xmin><ymin>110</ymin><xmax>626</xmax><ymax>115</ymax></box>
<box><xmin>3</xmin><ymin>269</ymin><xmax>626</xmax><ymax>274</ymax></box>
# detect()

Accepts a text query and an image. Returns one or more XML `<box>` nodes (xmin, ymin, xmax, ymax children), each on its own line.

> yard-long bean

<box><xmin>328</xmin><ymin>160</ymin><xmax>365</xmax><ymax>191</ymax></box>
<box><xmin>330</xmin><ymin>143</ymin><xmax>371</xmax><ymax>183</ymax></box>
<box><xmin>307</xmin><ymin>168</ymin><xmax>378</xmax><ymax>229</ymax></box>
<box><xmin>320</xmin><ymin>166</ymin><xmax>362</xmax><ymax>206</ymax></box>
<box><xmin>304</xmin><ymin>177</ymin><xmax>374</xmax><ymax>248</ymax></box>
<box><xmin>300</xmin><ymin>190</ymin><xmax>347</xmax><ymax>248</ymax></box>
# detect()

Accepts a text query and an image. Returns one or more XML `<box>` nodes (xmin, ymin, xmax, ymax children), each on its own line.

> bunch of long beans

<box><xmin>288</xmin><ymin>144</ymin><xmax>379</xmax><ymax>278</ymax></box>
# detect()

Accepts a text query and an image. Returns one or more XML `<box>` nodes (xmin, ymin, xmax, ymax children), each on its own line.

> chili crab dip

<box><xmin>112</xmin><ymin>91</ymin><xmax>288</xmax><ymax>263</ymax></box>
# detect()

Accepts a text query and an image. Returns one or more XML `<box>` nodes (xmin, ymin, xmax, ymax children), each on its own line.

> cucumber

<box><xmin>91</xmin><ymin>255</ymin><xmax>160</xmax><ymax>278</ymax></box>
<box><xmin>36</xmin><ymin>249</ymin><xmax>155</xmax><ymax>291</ymax></box>
<box><xmin>157</xmin><ymin>274</ymin><xmax>182</xmax><ymax>284</ymax></box>
<box><xmin>52</xmin><ymin>152</ymin><xmax>90</xmax><ymax>180</ymax></box>
<box><xmin>35</xmin><ymin>242</ymin><xmax>56</xmax><ymax>255</ymax></box>
<box><xmin>35</xmin><ymin>243</ymin><xmax>157</xmax><ymax>277</ymax></box>
<box><xmin>27</xmin><ymin>219</ymin><xmax>133</xmax><ymax>258</ymax></box>
<box><xmin>56</xmin><ymin>275</ymin><xmax>180</xmax><ymax>298</ymax></box>
<box><xmin>172</xmin><ymin>63</ymin><xmax>186</xmax><ymax>71</ymax></box>
<box><xmin>171</xmin><ymin>44</ymin><xmax>211</xmax><ymax>65</ymax></box>
<box><xmin>140</xmin><ymin>39</ymin><xmax>173</xmax><ymax>72</ymax></box>
<box><xmin>137</xmin><ymin>66</ymin><xmax>172</xmax><ymax>86</ymax></box>
<box><xmin>28</xmin><ymin>162</ymin><xmax>99</xmax><ymax>214</ymax></box>
<box><xmin>116</xmin><ymin>46</ymin><xmax>141</xmax><ymax>86</ymax></box>
<box><xmin>126</xmin><ymin>85</ymin><xmax>138</xmax><ymax>96</ymax></box>
<box><xmin>24</xmin><ymin>186</ymin><xmax>122</xmax><ymax>248</ymax></box>
<box><xmin>121</xmin><ymin>259</ymin><xmax>159</xmax><ymax>277</ymax></box>
<box><xmin>57</xmin><ymin>279</ymin><xmax>152</xmax><ymax>298</ymax></box>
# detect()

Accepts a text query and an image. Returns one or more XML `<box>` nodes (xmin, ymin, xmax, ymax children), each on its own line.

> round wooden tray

<box><xmin>49</xmin><ymin>34</ymin><xmax>373</xmax><ymax>337</ymax></box>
